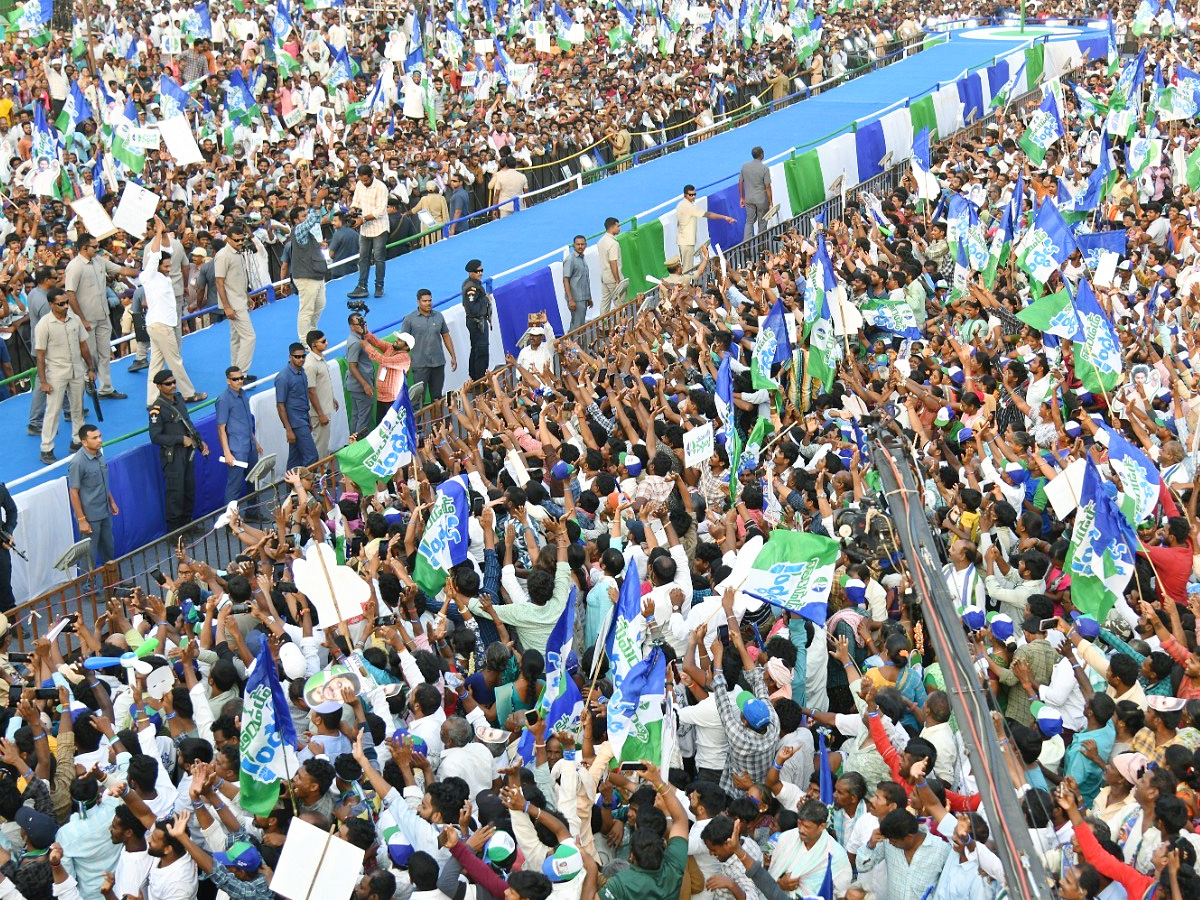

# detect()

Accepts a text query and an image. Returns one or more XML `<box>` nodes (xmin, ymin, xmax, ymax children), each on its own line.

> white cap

<box><xmin>279</xmin><ymin>643</ymin><xmax>306</xmax><ymax>681</ymax></box>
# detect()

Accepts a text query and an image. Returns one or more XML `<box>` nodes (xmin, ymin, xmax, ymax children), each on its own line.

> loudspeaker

<box><xmin>50</xmin><ymin>0</ymin><xmax>70</xmax><ymax>33</ymax></box>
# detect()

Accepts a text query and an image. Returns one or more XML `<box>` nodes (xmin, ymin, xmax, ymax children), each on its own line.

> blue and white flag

<box><xmin>1015</xmin><ymin>199</ymin><xmax>1077</xmax><ymax>283</ymax></box>
<box><xmin>1066</xmin><ymin>457</ymin><xmax>1139</xmax><ymax>622</ymax></box>
<box><xmin>412</xmin><ymin>475</ymin><xmax>471</xmax><ymax>596</ymax></box>
<box><xmin>31</xmin><ymin>103</ymin><xmax>60</xmax><ymax>161</ymax></box>
<box><xmin>715</xmin><ymin>353</ymin><xmax>736</xmax><ymax>450</ymax></box>
<box><xmin>605</xmin><ymin>559</ymin><xmax>646</xmax><ymax>690</ymax></box>
<box><xmin>9</xmin><ymin>0</ymin><xmax>51</xmax><ymax>32</ymax></box>
<box><xmin>751</xmin><ymin>299</ymin><xmax>791</xmax><ymax>392</ymax></box>
<box><xmin>1073</xmin><ymin>277</ymin><xmax>1122</xmax><ymax>377</ymax></box>
<box><xmin>55</xmin><ymin>81</ymin><xmax>93</xmax><ymax>133</ymax></box>
<box><xmin>1076</xmin><ymin>230</ymin><xmax>1127</xmax><ymax>271</ymax></box>
<box><xmin>158</xmin><ymin>75</ymin><xmax>191</xmax><ymax>119</ymax></box>
<box><xmin>272</xmin><ymin>0</ymin><xmax>293</xmax><ymax>42</ymax></box>
<box><xmin>191</xmin><ymin>2</ymin><xmax>212</xmax><ymax>38</ymax></box>
<box><xmin>1099</xmin><ymin>422</ymin><xmax>1163</xmax><ymax>526</ymax></box>
<box><xmin>329</xmin><ymin>45</ymin><xmax>353</xmax><ymax>86</ymax></box>
<box><xmin>239</xmin><ymin>640</ymin><xmax>298</xmax><ymax>815</ymax></box>
<box><xmin>540</xmin><ymin>589</ymin><xmax>583</xmax><ymax>735</ymax></box>
<box><xmin>863</xmin><ymin>296</ymin><xmax>921</xmax><ymax>340</ymax></box>
<box><xmin>911</xmin><ymin>126</ymin><xmax>931</xmax><ymax>171</ymax></box>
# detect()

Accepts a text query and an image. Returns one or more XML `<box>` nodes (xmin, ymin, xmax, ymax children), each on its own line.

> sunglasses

<box><xmin>228</xmin><ymin>375</ymin><xmax>244</xmax><ymax>382</ymax></box>
<box><xmin>161</xmin><ymin>380</ymin><xmax>176</xmax><ymax>386</ymax></box>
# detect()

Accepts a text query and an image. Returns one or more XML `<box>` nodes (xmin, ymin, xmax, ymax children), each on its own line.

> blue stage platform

<box><xmin>0</xmin><ymin>32</ymin><xmax>1041</xmax><ymax>507</ymax></box>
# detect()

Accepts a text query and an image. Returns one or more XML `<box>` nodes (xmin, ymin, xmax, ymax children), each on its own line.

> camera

<box><xmin>230</xmin><ymin>603</ymin><xmax>251</xmax><ymax>615</ymax></box>
<box><xmin>374</xmin><ymin>614</ymin><xmax>398</xmax><ymax>627</ymax></box>
<box><xmin>347</xmin><ymin>299</ymin><xmax>370</xmax><ymax>316</ymax></box>
<box><xmin>6</xmin><ymin>652</ymin><xmax>30</xmax><ymax>664</ymax></box>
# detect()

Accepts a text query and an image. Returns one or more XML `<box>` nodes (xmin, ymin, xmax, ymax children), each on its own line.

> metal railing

<box><xmin>4</xmin><ymin>459</ymin><xmax>335</xmax><ymax>656</ymax></box>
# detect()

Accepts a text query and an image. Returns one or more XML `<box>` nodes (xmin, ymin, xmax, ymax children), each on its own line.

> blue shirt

<box><xmin>274</xmin><ymin>363</ymin><xmax>311</xmax><ymax>431</ymax></box>
<box><xmin>216</xmin><ymin>386</ymin><xmax>255</xmax><ymax>453</ymax></box>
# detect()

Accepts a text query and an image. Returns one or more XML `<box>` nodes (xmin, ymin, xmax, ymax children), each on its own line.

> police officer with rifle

<box><xmin>149</xmin><ymin>369</ymin><xmax>209</xmax><ymax>534</ymax></box>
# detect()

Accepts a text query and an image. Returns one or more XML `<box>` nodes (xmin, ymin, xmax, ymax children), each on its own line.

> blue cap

<box><xmin>214</xmin><ymin>841</ymin><xmax>262</xmax><ymax>872</ymax></box>
<box><xmin>551</xmin><ymin>460</ymin><xmax>574</xmax><ymax>480</ymax></box>
<box><xmin>742</xmin><ymin>698</ymin><xmax>772</xmax><ymax>729</ymax></box>
<box><xmin>988</xmin><ymin>612</ymin><xmax>1015</xmax><ymax>643</ymax></box>
<box><xmin>961</xmin><ymin>606</ymin><xmax>986</xmax><ymax>631</ymax></box>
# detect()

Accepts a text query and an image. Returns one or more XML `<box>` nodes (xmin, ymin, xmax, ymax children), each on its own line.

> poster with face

<box><xmin>303</xmin><ymin>665</ymin><xmax>362</xmax><ymax>709</ymax></box>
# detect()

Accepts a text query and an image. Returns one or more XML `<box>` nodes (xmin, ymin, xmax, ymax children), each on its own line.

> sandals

<box><xmin>184</xmin><ymin>393</ymin><xmax>208</xmax><ymax>403</ymax></box>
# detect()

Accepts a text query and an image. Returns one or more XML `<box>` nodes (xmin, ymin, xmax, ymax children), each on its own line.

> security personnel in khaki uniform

<box><xmin>148</xmin><ymin>369</ymin><xmax>209</xmax><ymax>533</ymax></box>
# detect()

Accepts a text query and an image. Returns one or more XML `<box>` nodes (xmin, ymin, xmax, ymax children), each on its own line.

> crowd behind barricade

<box><xmin>3</xmin><ymin>7</ymin><xmax>1200</xmax><ymax>900</ymax></box>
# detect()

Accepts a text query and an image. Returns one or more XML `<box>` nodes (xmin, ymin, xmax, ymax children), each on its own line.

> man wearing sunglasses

<box><xmin>216</xmin><ymin>366</ymin><xmax>261</xmax><ymax>505</ymax></box>
<box><xmin>34</xmin><ymin>286</ymin><xmax>95</xmax><ymax>465</ymax></box>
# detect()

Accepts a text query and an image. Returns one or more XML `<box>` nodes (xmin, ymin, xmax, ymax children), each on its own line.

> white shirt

<box><xmin>140</xmin><ymin>267</ymin><xmax>179</xmax><ymax>328</ymax></box>
<box><xmin>674</xmin><ymin>694</ymin><xmax>728</xmax><ymax>770</ymax></box>
<box><xmin>437</xmin><ymin>742</ymin><xmax>495</xmax><ymax>802</ymax></box>
<box><xmin>1039</xmin><ymin>657</ymin><xmax>1088</xmax><ymax>731</ymax></box>
<box><xmin>409</xmin><ymin>708</ymin><xmax>447</xmax><ymax>765</ymax></box>
<box><xmin>146</xmin><ymin>855</ymin><xmax>197</xmax><ymax>900</ymax></box>
<box><xmin>114</xmin><ymin>848</ymin><xmax>154</xmax><ymax>899</ymax></box>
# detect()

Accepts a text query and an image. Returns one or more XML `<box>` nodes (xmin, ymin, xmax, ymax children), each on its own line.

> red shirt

<box><xmin>1139</xmin><ymin>542</ymin><xmax>1192</xmax><ymax>606</ymax></box>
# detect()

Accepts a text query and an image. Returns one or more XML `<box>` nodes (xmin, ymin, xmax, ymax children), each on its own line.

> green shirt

<box><xmin>599</xmin><ymin>836</ymin><xmax>688</xmax><ymax>900</ymax></box>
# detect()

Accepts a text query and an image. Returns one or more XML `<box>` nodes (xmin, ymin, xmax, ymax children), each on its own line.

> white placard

<box><xmin>161</xmin><ymin>34</ymin><xmax>182</xmax><ymax>54</ymax></box>
<box><xmin>112</xmin><ymin>183</ymin><xmax>161</xmax><ymax>239</ymax></box>
<box><xmin>69</xmin><ymin>196</ymin><xmax>117</xmax><ymax>239</ymax></box>
<box><xmin>684</xmin><ymin>422</ymin><xmax>716</xmax><ymax>468</ymax></box>
<box><xmin>129</xmin><ymin>126</ymin><xmax>161</xmax><ymax>150</ymax></box>
<box><xmin>1093</xmin><ymin>250</ymin><xmax>1119</xmax><ymax>288</ymax></box>
<box><xmin>566</xmin><ymin>23</ymin><xmax>585</xmax><ymax>41</ymax></box>
<box><xmin>283</xmin><ymin>105</ymin><xmax>306</xmax><ymax>128</ymax></box>
<box><xmin>535</xmin><ymin>32</ymin><xmax>552</xmax><ymax>52</ymax></box>
<box><xmin>269</xmin><ymin>818</ymin><xmax>363</xmax><ymax>900</ymax></box>
<box><xmin>473</xmin><ymin>38</ymin><xmax>493</xmax><ymax>54</ymax></box>
<box><xmin>157</xmin><ymin>116</ymin><xmax>204</xmax><ymax>165</ymax></box>
<box><xmin>460</xmin><ymin>70</ymin><xmax>479</xmax><ymax>89</ymax></box>
<box><xmin>1044</xmin><ymin>457</ymin><xmax>1087</xmax><ymax>520</ymax></box>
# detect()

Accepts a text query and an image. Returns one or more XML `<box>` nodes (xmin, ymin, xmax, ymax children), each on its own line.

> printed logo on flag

<box><xmin>1080</xmin><ymin>313</ymin><xmax>1120</xmax><ymax>373</ymax></box>
<box><xmin>417</xmin><ymin>491</ymin><xmax>463</xmax><ymax>569</ymax></box>
<box><xmin>1022</xmin><ymin>229</ymin><xmax>1060</xmax><ymax>276</ymax></box>
<box><xmin>745</xmin><ymin>559</ymin><xmax>831</xmax><ymax>608</ymax></box>
<box><xmin>363</xmin><ymin>407</ymin><xmax>414</xmax><ymax>476</ymax></box>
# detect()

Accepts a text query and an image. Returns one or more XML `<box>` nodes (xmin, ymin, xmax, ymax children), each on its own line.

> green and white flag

<box><xmin>1017</xmin><ymin>94</ymin><xmax>1064</xmax><ymax>165</ymax></box>
<box><xmin>1015</xmin><ymin>288</ymin><xmax>1079</xmax><ymax>340</ymax></box>
<box><xmin>741</xmin><ymin>530</ymin><xmax>840</xmax><ymax>623</ymax></box>
<box><xmin>1131</xmin><ymin>0</ymin><xmax>1155</xmax><ymax>36</ymax></box>
<box><xmin>1128</xmin><ymin>137</ymin><xmax>1161</xmax><ymax>180</ymax></box>
<box><xmin>608</xmin><ymin>649</ymin><xmax>665</xmax><ymax>765</ymax></box>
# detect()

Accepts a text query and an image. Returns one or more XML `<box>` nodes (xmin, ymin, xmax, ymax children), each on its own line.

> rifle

<box><xmin>85</xmin><ymin>376</ymin><xmax>103</xmax><ymax>422</ymax></box>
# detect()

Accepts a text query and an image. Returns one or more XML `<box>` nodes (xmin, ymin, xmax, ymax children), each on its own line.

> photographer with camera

<box><xmin>344</xmin><ymin>311</ymin><xmax>376</xmax><ymax>438</ymax></box>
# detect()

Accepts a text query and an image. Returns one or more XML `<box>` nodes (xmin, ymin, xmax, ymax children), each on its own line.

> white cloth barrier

<box><xmin>817</xmin><ymin>133</ymin><xmax>860</xmax><ymax>197</ymax></box>
<box><xmin>11</xmin><ymin>478</ymin><xmax>74</xmax><ymax>603</ymax></box>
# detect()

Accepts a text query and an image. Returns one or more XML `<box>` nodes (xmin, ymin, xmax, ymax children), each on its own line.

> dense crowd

<box><xmin>2</xmin><ymin>3</ymin><xmax>1200</xmax><ymax>900</ymax></box>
